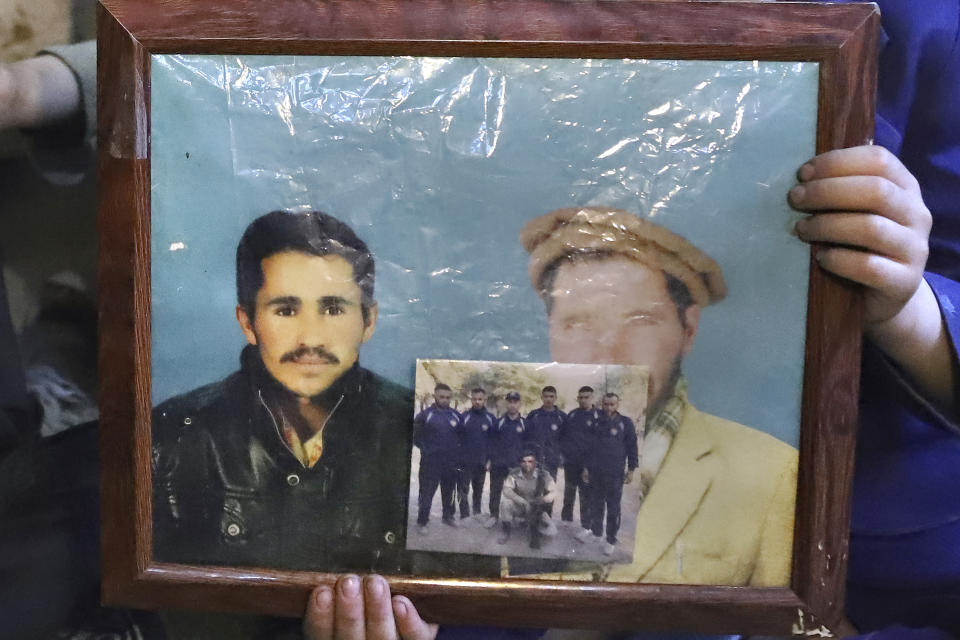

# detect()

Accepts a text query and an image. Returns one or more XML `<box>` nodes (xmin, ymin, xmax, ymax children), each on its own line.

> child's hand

<box><xmin>789</xmin><ymin>145</ymin><xmax>932</xmax><ymax>326</ymax></box>
<box><xmin>304</xmin><ymin>575</ymin><xmax>438</xmax><ymax>640</ymax></box>
<box><xmin>790</xmin><ymin>145</ymin><xmax>955</xmax><ymax>410</ymax></box>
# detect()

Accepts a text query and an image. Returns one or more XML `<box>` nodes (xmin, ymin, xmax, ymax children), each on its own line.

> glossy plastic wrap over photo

<box><xmin>149</xmin><ymin>55</ymin><xmax>815</xmax><ymax>585</ymax></box>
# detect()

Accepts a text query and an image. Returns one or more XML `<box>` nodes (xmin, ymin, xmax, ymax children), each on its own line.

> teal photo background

<box><xmin>150</xmin><ymin>55</ymin><xmax>817</xmax><ymax>447</ymax></box>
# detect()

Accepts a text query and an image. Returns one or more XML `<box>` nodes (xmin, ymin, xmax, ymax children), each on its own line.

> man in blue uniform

<box><xmin>578</xmin><ymin>392</ymin><xmax>639</xmax><ymax>557</ymax></box>
<box><xmin>413</xmin><ymin>383</ymin><xmax>461</xmax><ymax>534</ymax></box>
<box><xmin>457</xmin><ymin>387</ymin><xmax>495</xmax><ymax>520</ymax></box>
<box><xmin>485</xmin><ymin>391</ymin><xmax>527</xmax><ymax>529</ymax></box>
<box><xmin>560</xmin><ymin>385</ymin><xmax>600</xmax><ymax>529</ymax></box>
<box><xmin>524</xmin><ymin>386</ymin><xmax>566</xmax><ymax>481</ymax></box>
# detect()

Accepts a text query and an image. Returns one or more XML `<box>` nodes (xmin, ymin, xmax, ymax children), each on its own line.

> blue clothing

<box><xmin>842</xmin><ymin>0</ymin><xmax>960</xmax><ymax>636</ymax></box>
<box><xmin>418</xmin><ymin>455</ymin><xmax>458</xmax><ymax>524</ymax></box>
<box><xmin>459</xmin><ymin>407</ymin><xmax>495</xmax><ymax>465</ymax></box>
<box><xmin>562</xmin><ymin>407</ymin><xmax>601</xmax><ymax>463</ymax></box>
<box><xmin>849</xmin><ymin>276</ymin><xmax>960</xmax><ymax>635</ymax></box>
<box><xmin>488</xmin><ymin>414</ymin><xmax>527</xmax><ymax>468</ymax></box>
<box><xmin>525</xmin><ymin>407</ymin><xmax>566</xmax><ymax>471</ymax></box>
<box><xmin>588</xmin><ymin>412</ymin><xmax>639</xmax><ymax>475</ymax></box>
<box><xmin>583</xmin><ymin>412</ymin><xmax>637</xmax><ymax>546</ymax></box>
<box><xmin>413</xmin><ymin>405</ymin><xmax>462</xmax><ymax>460</ymax></box>
<box><xmin>588</xmin><ymin>462</ymin><xmax>626</xmax><ymax>544</ymax></box>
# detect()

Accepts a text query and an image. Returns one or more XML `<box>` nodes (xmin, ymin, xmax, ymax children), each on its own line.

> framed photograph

<box><xmin>97</xmin><ymin>0</ymin><xmax>878</xmax><ymax>634</ymax></box>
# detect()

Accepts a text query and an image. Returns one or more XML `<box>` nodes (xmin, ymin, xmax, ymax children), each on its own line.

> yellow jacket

<box><xmin>525</xmin><ymin>404</ymin><xmax>798</xmax><ymax>587</ymax></box>
<box><xmin>610</xmin><ymin>404</ymin><xmax>797</xmax><ymax>586</ymax></box>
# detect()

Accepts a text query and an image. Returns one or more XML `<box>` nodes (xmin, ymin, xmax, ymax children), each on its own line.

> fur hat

<box><xmin>520</xmin><ymin>206</ymin><xmax>727</xmax><ymax>306</ymax></box>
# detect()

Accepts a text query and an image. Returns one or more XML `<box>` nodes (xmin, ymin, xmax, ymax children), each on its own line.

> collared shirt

<box><xmin>275</xmin><ymin>396</ymin><xmax>346</xmax><ymax>468</ymax></box>
<box><xmin>637</xmin><ymin>378</ymin><xmax>688</xmax><ymax>498</ymax></box>
<box><xmin>281</xmin><ymin>424</ymin><xmax>325</xmax><ymax>468</ymax></box>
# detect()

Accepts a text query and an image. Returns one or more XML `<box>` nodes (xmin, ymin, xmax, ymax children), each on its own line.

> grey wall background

<box><xmin>151</xmin><ymin>55</ymin><xmax>817</xmax><ymax>447</ymax></box>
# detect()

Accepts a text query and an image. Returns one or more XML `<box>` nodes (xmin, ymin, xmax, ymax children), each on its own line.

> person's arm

<box><xmin>557</xmin><ymin>410</ymin><xmax>570</xmax><ymax>443</ymax></box>
<box><xmin>540</xmin><ymin>473</ymin><xmax>559</xmax><ymax>505</ymax></box>
<box><xmin>484</xmin><ymin>419</ymin><xmax>492</xmax><ymax>470</ymax></box>
<box><xmin>555</xmin><ymin>411</ymin><xmax>567</xmax><ymax>465</ymax></box>
<box><xmin>1</xmin><ymin>41</ymin><xmax>95</xmax><ymax>183</ymax></box>
<box><xmin>625</xmin><ymin>418</ymin><xmax>639</xmax><ymax>473</ymax></box>
<box><xmin>868</xmin><ymin>277</ymin><xmax>957</xmax><ymax>412</ymax></box>
<box><xmin>412</xmin><ymin>411</ymin><xmax>427</xmax><ymax>450</ymax></box>
<box><xmin>791</xmin><ymin>146</ymin><xmax>957</xmax><ymax>414</ymax></box>
<box><xmin>582</xmin><ymin>421</ymin><xmax>596</xmax><ymax>484</ymax></box>
<box><xmin>0</xmin><ymin>54</ymin><xmax>80</xmax><ymax>131</ymax></box>
<box><xmin>522</xmin><ymin>411</ymin><xmax>534</xmax><ymax>442</ymax></box>
<box><xmin>502</xmin><ymin>473</ymin><xmax>524</xmax><ymax>505</ymax></box>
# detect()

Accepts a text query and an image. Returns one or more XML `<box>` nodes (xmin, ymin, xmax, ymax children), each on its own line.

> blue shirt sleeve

<box><xmin>927</xmin><ymin>272</ymin><xmax>960</xmax><ymax>399</ymax></box>
<box><xmin>625</xmin><ymin>417</ymin><xmax>639</xmax><ymax>471</ymax></box>
<box><xmin>413</xmin><ymin>409</ymin><xmax>428</xmax><ymax>448</ymax></box>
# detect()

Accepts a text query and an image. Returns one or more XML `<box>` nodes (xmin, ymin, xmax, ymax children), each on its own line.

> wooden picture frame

<box><xmin>97</xmin><ymin>0</ymin><xmax>877</xmax><ymax>634</ymax></box>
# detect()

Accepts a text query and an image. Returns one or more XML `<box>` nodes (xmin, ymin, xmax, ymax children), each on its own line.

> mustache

<box><xmin>279</xmin><ymin>346</ymin><xmax>340</xmax><ymax>365</ymax></box>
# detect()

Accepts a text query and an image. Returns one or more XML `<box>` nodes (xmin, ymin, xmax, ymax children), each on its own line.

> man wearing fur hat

<box><xmin>520</xmin><ymin>206</ymin><xmax>798</xmax><ymax>587</ymax></box>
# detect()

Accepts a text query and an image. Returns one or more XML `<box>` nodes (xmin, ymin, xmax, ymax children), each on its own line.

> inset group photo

<box><xmin>406</xmin><ymin>359</ymin><xmax>648</xmax><ymax>563</ymax></box>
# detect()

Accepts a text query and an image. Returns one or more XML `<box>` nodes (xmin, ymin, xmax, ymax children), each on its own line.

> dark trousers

<box><xmin>561</xmin><ymin>459</ymin><xmax>590</xmax><ymax>526</ymax></box>
<box><xmin>457</xmin><ymin>462</ymin><xmax>486</xmax><ymax>517</ymax></box>
<box><xmin>488</xmin><ymin>464</ymin><xmax>510</xmax><ymax>519</ymax></box>
<box><xmin>544</xmin><ymin>460</ymin><xmax>559</xmax><ymax>479</ymax></box>
<box><xmin>588</xmin><ymin>471</ymin><xmax>624</xmax><ymax>544</ymax></box>
<box><xmin>417</xmin><ymin>456</ymin><xmax>458</xmax><ymax>525</ymax></box>
<box><xmin>0</xmin><ymin>265</ymin><xmax>37</xmax><ymax>455</ymax></box>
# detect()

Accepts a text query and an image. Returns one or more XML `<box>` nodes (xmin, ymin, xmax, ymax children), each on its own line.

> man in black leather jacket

<box><xmin>151</xmin><ymin>210</ymin><xmax>414</xmax><ymax>573</ymax></box>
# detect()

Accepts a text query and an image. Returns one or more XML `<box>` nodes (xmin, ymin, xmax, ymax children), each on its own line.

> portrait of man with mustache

<box><xmin>150</xmin><ymin>210</ymin><xmax>415</xmax><ymax>572</ymax></box>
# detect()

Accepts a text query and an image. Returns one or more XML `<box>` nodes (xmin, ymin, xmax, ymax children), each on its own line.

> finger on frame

<box><xmin>795</xmin><ymin>212</ymin><xmax>923</xmax><ymax>263</ymax></box>
<box><xmin>798</xmin><ymin>145</ymin><xmax>918</xmax><ymax>192</ymax></box>
<box><xmin>303</xmin><ymin>585</ymin><xmax>335</xmax><ymax>640</ymax></box>
<box><xmin>392</xmin><ymin>595</ymin><xmax>439</xmax><ymax>640</ymax></box>
<box><xmin>815</xmin><ymin>246</ymin><xmax>917</xmax><ymax>294</ymax></box>
<box><xmin>335</xmin><ymin>575</ymin><xmax>366</xmax><ymax>640</ymax></box>
<box><xmin>789</xmin><ymin>175</ymin><xmax>918</xmax><ymax>227</ymax></box>
<box><xmin>364</xmin><ymin>575</ymin><xmax>398</xmax><ymax>640</ymax></box>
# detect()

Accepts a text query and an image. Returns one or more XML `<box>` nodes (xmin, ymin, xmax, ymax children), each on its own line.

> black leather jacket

<box><xmin>152</xmin><ymin>347</ymin><xmax>413</xmax><ymax>573</ymax></box>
